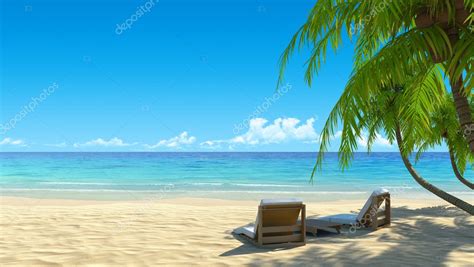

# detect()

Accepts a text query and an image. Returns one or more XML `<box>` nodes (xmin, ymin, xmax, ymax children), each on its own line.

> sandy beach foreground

<box><xmin>1</xmin><ymin>196</ymin><xmax>473</xmax><ymax>266</ymax></box>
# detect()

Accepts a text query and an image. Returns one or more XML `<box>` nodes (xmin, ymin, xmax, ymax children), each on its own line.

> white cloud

<box><xmin>200</xmin><ymin>118</ymin><xmax>394</xmax><ymax>151</ymax></box>
<box><xmin>200</xmin><ymin>139</ymin><xmax>227</xmax><ymax>149</ymax></box>
<box><xmin>145</xmin><ymin>132</ymin><xmax>196</xmax><ymax>149</ymax></box>
<box><xmin>200</xmin><ymin>140</ymin><xmax>217</xmax><ymax>147</ymax></box>
<box><xmin>231</xmin><ymin>117</ymin><xmax>319</xmax><ymax>145</ymax></box>
<box><xmin>0</xmin><ymin>138</ymin><xmax>25</xmax><ymax>146</ymax></box>
<box><xmin>373</xmin><ymin>134</ymin><xmax>392</xmax><ymax>147</ymax></box>
<box><xmin>201</xmin><ymin>117</ymin><xmax>319</xmax><ymax>148</ymax></box>
<box><xmin>74</xmin><ymin>137</ymin><xmax>134</xmax><ymax>148</ymax></box>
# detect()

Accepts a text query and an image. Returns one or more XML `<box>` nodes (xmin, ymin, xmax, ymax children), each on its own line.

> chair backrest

<box><xmin>257</xmin><ymin>198</ymin><xmax>303</xmax><ymax>226</ymax></box>
<box><xmin>255</xmin><ymin>199</ymin><xmax>306</xmax><ymax>247</ymax></box>
<box><xmin>356</xmin><ymin>188</ymin><xmax>391</xmax><ymax>229</ymax></box>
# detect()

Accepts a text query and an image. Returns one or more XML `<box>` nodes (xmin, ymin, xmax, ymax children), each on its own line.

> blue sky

<box><xmin>0</xmin><ymin>0</ymin><xmax>441</xmax><ymax>152</ymax></box>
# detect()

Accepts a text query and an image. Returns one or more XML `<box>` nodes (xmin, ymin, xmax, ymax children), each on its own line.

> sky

<box><xmin>0</xmin><ymin>0</ymin><xmax>444</xmax><ymax>152</ymax></box>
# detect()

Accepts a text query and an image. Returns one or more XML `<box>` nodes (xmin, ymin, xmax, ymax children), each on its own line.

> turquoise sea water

<box><xmin>0</xmin><ymin>152</ymin><xmax>472</xmax><ymax>201</ymax></box>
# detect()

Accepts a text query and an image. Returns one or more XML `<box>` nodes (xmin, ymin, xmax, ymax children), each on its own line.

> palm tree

<box><xmin>277</xmin><ymin>0</ymin><xmax>474</xmax><ymax>212</ymax></box>
<box><xmin>449</xmin><ymin>147</ymin><xmax>474</xmax><ymax>189</ymax></box>
<box><xmin>333</xmin><ymin>83</ymin><xmax>473</xmax><ymax>214</ymax></box>
<box><xmin>416</xmin><ymin>95</ymin><xmax>474</xmax><ymax>189</ymax></box>
<box><xmin>278</xmin><ymin>0</ymin><xmax>474</xmax><ymax>153</ymax></box>
<box><xmin>395</xmin><ymin>125</ymin><xmax>474</xmax><ymax>214</ymax></box>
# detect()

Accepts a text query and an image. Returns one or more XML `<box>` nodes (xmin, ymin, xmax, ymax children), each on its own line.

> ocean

<box><xmin>0</xmin><ymin>152</ymin><xmax>472</xmax><ymax>201</ymax></box>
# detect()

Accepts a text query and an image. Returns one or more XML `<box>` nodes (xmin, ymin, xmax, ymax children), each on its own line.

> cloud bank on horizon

<box><xmin>0</xmin><ymin>138</ymin><xmax>26</xmax><ymax>147</ymax></box>
<box><xmin>144</xmin><ymin>132</ymin><xmax>196</xmax><ymax>149</ymax></box>
<box><xmin>0</xmin><ymin>117</ymin><xmax>398</xmax><ymax>152</ymax></box>
<box><xmin>200</xmin><ymin>117</ymin><xmax>320</xmax><ymax>150</ymax></box>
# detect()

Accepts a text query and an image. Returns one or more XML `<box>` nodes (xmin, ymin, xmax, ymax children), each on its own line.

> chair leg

<box><xmin>371</xmin><ymin>213</ymin><xmax>378</xmax><ymax>230</ymax></box>
<box><xmin>257</xmin><ymin>207</ymin><xmax>263</xmax><ymax>246</ymax></box>
<box><xmin>385</xmin><ymin>195</ymin><xmax>391</xmax><ymax>226</ymax></box>
<box><xmin>301</xmin><ymin>204</ymin><xmax>306</xmax><ymax>243</ymax></box>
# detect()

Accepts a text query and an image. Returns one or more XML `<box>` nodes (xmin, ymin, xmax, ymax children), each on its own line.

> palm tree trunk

<box><xmin>395</xmin><ymin>125</ymin><xmax>474</xmax><ymax>215</ymax></box>
<box><xmin>451</xmin><ymin>77</ymin><xmax>474</xmax><ymax>154</ymax></box>
<box><xmin>448</xmin><ymin>144</ymin><xmax>474</xmax><ymax>190</ymax></box>
<box><xmin>447</xmin><ymin>24</ymin><xmax>474</xmax><ymax>154</ymax></box>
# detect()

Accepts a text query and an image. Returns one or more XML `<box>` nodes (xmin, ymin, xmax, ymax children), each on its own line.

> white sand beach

<box><xmin>1</xmin><ymin>196</ymin><xmax>473</xmax><ymax>266</ymax></box>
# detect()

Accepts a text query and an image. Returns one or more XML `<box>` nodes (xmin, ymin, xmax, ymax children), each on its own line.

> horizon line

<box><xmin>0</xmin><ymin>151</ymin><xmax>448</xmax><ymax>153</ymax></box>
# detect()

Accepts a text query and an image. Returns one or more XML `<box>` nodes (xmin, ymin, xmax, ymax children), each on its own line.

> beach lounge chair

<box><xmin>233</xmin><ymin>198</ymin><xmax>306</xmax><ymax>248</ymax></box>
<box><xmin>307</xmin><ymin>188</ymin><xmax>391</xmax><ymax>232</ymax></box>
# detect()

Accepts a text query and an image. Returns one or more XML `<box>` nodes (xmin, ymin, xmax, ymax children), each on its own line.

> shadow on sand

<box><xmin>221</xmin><ymin>205</ymin><xmax>473</xmax><ymax>266</ymax></box>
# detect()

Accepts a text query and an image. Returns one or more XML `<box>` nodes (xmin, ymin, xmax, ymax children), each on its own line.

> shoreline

<box><xmin>0</xmin><ymin>195</ymin><xmax>455</xmax><ymax>206</ymax></box>
<box><xmin>1</xmin><ymin>189</ymin><xmax>473</xmax><ymax>203</ymax></box>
